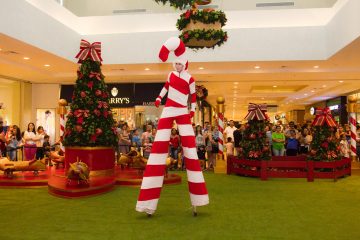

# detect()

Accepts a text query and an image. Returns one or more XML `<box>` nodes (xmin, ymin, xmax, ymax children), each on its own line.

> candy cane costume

<box><xmin>136</xmin><ymin>37</ymin><xmax>209</xmax><ymax>216</ymax></box>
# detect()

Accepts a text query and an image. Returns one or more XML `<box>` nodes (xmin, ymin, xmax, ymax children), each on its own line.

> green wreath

<box><xmin>154</xmin><ymin>0</ymin><xmax>195</xmax><ymax>10</ymax></box>
<box><xmin>180</xmin><ymin>29</ymin><xmax>228</xmax><ymax>49</ymax></box>
<box><xmin>177</xmin><ymin>9</ymin><xmax>227</xmax><ymax>30</ymax></box>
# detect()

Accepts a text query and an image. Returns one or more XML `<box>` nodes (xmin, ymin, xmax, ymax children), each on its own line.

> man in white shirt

<box><xmin>224</xmin><ymin>120</ymin><xmax>237</xmax><ymax>143</ymax></box>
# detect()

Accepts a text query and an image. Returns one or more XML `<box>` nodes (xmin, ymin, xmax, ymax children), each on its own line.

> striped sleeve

<box><xmin>157</xmin><ymin>73</ymin><xmax>171</xmax><ymax>101</ymax></box>
<box><xmin>189</xmin><ymin>77</ymin><xmax>196</xmax><ymax>112</ymax></box>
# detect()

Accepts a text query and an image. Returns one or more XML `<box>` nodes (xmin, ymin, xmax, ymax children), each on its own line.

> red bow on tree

<box><xmin>74</xmin><ymin>109</ymin><xmax>90</xmax><ymax>118</ymax></box>
<box><xmin>75</xmin><ymin>39</ymin><xmax>103</xmax><ymax>63</ymax></box>
<box><xmin>244</xmin><ymin>103</ymin><xmax>269</xmax><ymax>121</ymax></box>
<box><xmin>89</xmin><ymin>71</ymin><xmax>101</xmax><ymax>81</ymax></box>
<box><xmin>312</xmin><ymin>107</ymin><xmax>338</xmax><ymax>127</ymax></box>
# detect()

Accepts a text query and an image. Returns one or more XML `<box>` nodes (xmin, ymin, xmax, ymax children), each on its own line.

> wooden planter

<box><xmin>183</xmin><ymin>20</ymin><xmax>222</xmax><ymax>48</ymax></box>
<box><xmin>227</xmin><ymin>156</ymin><xmax>351</xmax><ymax>182</ymax></box>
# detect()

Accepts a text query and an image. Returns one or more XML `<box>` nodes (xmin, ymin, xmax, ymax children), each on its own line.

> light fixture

<box><xmin>23</xmin><ymin>57</ymin><xmax>30</xmax><ymax>60</ymax></box>
<box><xmin>144</xmin><ymin>68</ymin><xmax>150</xmax><ymax>71</ymax></box>
<box><xmin>313</xmin><ymin>65</ymin><xmax>319</xmax><ymax>69</ymax></box>
<box><xmin>295</xmin><ymin>98</ymin><xmax>299</xmax><ymax>100</ymax></box>
<box><xmin>339</xmin><ymin>80</ymin><xmax>344</xmax><ymax>83</ymax></box>
<box><xmin>233</xmin><ymin>82</ymin><xmax>239</xmax><ymax>85</ymax></box>
<box><xmin>254</xmin><ymin>66</ymin><xmax>261</xmax><ymax>69</ymax></box>
<box><xmin>198</xmin><ymin>67</ymin><xmax>204</xmax><ymax>70</ymax></box>
<box><xmin>233</xmin><ymin>86</ymin><xmax>238</xmax><ymax>89</ymax></box>
<box><xmin>304</xmin><ymin>93</ymin><xmax>308</xmax><ymax>96</ymax></box>
<box><xmin>44</xmin><ymin>64</ymin><xmax>50</xmax><ymax>67</ymax></box>
<box><xmin>311</xmin><ymin>90</ymin><xmax>315</xmax><ymax>93</ymax></box>
<box><xmin>322</xmin><ymin>85</ymin><xmax>326</xmax><ymax>88</ymax></box>
<box><xmin>261</xmin><ymin>97</ymin><xmax>265</xmax><ymax>100</ymax></box>
<box><xmin>273</xmin><ymin>85</ymin><xmax>277</xmax><ymax>88</ymax></box>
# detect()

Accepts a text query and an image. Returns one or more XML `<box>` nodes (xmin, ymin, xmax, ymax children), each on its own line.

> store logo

<box><xmin>111</xmin><ymin>87</ymin><xmax>118</xmax><ymax>97</ymax></box>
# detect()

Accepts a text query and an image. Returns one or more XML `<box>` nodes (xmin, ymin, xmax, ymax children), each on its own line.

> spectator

<box><xmin>225</xmin><ymin>137</ymin><xmax>234</xmax><ymax>157</ymax></box>
<box><xmin>6</xmin><ymin>125</ymin><xmax>22</xmax><ymax>161</ymax></box>
<box><xmin>24</xmin><ymin>123</ymin><xmax>37</xmax><ymax>160</ymax></box>
<box><xmin>224</xmin><ymin>120</ymin><xmax>237</xmax><ymax>143</ymax></box>
<box><xmin>131</xmin><ymin>129</ymin><xmax>142</xmax><ymax>150</ymax></box>
<box><xmin>339</xmin><ymin>133</ymin><xmax>350</xmax><ymax>158</ymax></box>
<box><xmin>286</xmin><ymin>130</ymin><xmax>299</xmax><ymax>156</ymax></box>
<box><xmin>169</xmin><ymin>128</ymin><xmax>180</xmax><ymax>169</ymax></box>
<box><xmin>272</xmin><ymin>125</ymin><xmax>285</xmax><ymax>156</ymax></box>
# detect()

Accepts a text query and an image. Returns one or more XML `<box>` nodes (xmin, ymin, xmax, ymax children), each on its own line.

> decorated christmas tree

<box><xmin>308</xmin><ymin>108</ymin><xmax>341</xmax><ymax>161</ymax></box>
<box><xmin>63</xmin><ymin>40</ymin><xmax>118</xmax><ymax>147</ymax></box>
<box><xmin>238</xmin><ymin>104</ymin><xmax>271</xmax><ymax>160</ymax></box>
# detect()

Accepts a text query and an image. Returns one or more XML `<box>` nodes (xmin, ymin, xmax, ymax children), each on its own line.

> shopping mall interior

<box><xmin>1</xmin><ymin>0</ymin><xmax>360</xmax><ymax>239</ymax></box>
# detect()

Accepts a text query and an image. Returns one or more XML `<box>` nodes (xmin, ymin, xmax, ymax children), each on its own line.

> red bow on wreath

<box><xmin>312</xmin><ymin>107</ymin><xmax>337</xmax><ymax>127</ymax></box>
<box><xmin>244</xmin><ymin>103</ymin><xmax>269</xmax><ymax>121</ymax></box>
<box><xmin>75</xmin><ymin>39</ymin><xmax>103</xmax><ymax>63</ymax></box>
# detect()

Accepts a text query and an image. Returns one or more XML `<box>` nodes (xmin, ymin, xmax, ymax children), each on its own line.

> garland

<box><xmin>154</xmin><ymin>0</ymin><xmax>195</xmax><ymax>10</ymax></box>
<box><xmin>180</xmin><ymin>29</ymin><xmax>228</xmax><ymax>49</ymax></box>
<box><xmin>177</xmin><ymin>9</ymin><xmax>227</xmax><ymax>30</ymax></box>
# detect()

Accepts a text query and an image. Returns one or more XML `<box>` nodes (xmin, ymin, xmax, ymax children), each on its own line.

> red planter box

<box><xmin>65</xmin><ymin>147</ymin><xmax>115</xmax><ymax>172</ymax></box>
<box><xmin>227</xmin><ymin>156</ymin><xmax>351</xmax><ymax>182</ymax></box>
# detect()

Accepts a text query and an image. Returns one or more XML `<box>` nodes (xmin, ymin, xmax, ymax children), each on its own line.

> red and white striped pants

<box><xmin>136</xmin><ymin>107</ymin><xmax>209</xmax><ymax>214</ymax></box>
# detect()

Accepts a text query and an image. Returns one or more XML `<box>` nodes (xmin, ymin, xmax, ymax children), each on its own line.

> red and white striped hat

<box><xmin>159</xmin><ymin>37</ymin><xmax>185</xmax><ymax>62</ymax></box>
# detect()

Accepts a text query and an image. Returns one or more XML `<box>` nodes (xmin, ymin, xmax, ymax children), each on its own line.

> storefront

<box><xmin>60</xmin><ymin>83</ymin><xmax>165</xmax><ymax>131</ymax></box>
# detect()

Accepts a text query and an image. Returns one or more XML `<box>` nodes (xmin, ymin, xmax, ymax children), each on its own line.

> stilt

<box><xmin>192</xmin><ymin>206</ymin><xmax>197</xmax><ymax>217</ymax></box>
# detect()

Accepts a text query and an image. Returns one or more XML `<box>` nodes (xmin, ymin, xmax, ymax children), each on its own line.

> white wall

<box><xmin>0</xmin><ymin>79</ymin><xmax>20</xmax><ymax>126</ymax></box>
<box><xmin>1</xmin><ymin>0</ymin><xmax>355</xmax><ymax>64</ymax></box>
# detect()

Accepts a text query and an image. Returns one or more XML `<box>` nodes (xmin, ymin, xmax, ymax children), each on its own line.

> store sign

<box><xmin>60</xmin><ymin>83</ymin><xmax>165</xmax><ymax>108</ymax></box>
<box><xmin>329</xmin><ymin>105</ymin><xmax>339</xmax><ymax>111</ymax></box>
<box><xmin>310</xmin><ymin>107</ymin><xmax>315</xmax><ymax>115</ymax></box>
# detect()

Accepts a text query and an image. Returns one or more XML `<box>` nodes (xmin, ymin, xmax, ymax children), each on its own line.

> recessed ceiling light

<box><xmin>44</xmin><ymin>64</ymin><xmax>50</xmax><ymax>67</ymax></box>
<box><xmin>144</xmin><ymin>68</ymin><xmax>150</xmax><ymax>71</ymax></box>
<box><xmin>311</xmin><ymin>90</ymin><xmax>315</xmax><ymax>93</ymax></box>
<box><xmin>198</xmin><ymin>67</ymin><xmax>204</xmax><ymax>70</ymax></box>
<box><xmin>23</xmin><ymin>57</ymin><xmax>30</xmax><ymax>60</ymax></box>
<box><xmin>254</xmin><ymin>66</ymin><xmax>261</xmax><ymax>69</ymax></box>
<box><xmin>233</xmin><ymin>86</ymin><xmax>238</xmax><ymax>89</ymax></box>
<box><xmin>304</xmin><ymin>93</ymin><xmax>308</xmax><ymax>96</ymax></box>
<box><xmin>339</xmin><ymin>80</ymin><xmax>344</xmax><ymax>83</ymax></box>
<box><xmin>233</xmin><ymin>82</ymin><xmax>239</xmax><ymax>85</ymax></box>
<box><xmin>313</xmin><ymin>65</ymin><xmax>319</xmax><ymax>69</ymax></box>
<box><xmin>273</xmin><ymin>85</ymin><xmax>277</xmax><ymax>88</ymax></box>
<box><xmin>322</xmin><ymin>85</ymin><xmax>326</xmax><ymax>88</ymax></box>
<box><xmin>295</xmin><ymin>98</ymin><xmax>299</xmax><ymax>100</ymax></box>
<box><xmin>261</xmin><ymin>97</ymin><xmax>265</xmax><ymax>100</ymax></box>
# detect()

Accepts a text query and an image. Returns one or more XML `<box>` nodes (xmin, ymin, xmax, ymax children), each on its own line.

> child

<box><xmin>225</xmin><ymin>137</ymin><xmax>234</xmax><ymax>157</ymax></box>
<box><xmin>143</xmin><ymin>137</ymin><xmax>152</xmax><ymax>159</ymax></box>
<box><xmin>42</xmin><ymin>135</ymin><xmax>51</xmax><ymax>165</ymax></box>
<box><xmin>286</xmin><ymin>130</ymin><xmax>299</xmax><ymax>156</ymax></box>
<box><xmin>339</xmin><ymin>134</ymin><xmax>350</xmax><ymax>158</ymax></box>
<box><xmin>131</xmin><ymin>129</ymin><xmax>141</xmax><ymax>151</ymax></box>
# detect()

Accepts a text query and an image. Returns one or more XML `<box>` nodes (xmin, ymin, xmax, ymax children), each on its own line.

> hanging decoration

<box><xmin>153</xmin><ymin>0</ymin><xmax>212</xmax><ymax>10</ymax></box>
<box><xmin>177</xmin><ymin>4</ymin><xmax>228</xmax><ymax>49</ymax></box>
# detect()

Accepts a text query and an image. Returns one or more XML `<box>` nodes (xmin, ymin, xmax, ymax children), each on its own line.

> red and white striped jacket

<box><xmin>156</xmin><ymin>70</ymin><xmax>196</xmax><ymax>113</ymax></box>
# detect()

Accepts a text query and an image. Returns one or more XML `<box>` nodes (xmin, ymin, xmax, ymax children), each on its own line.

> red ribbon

<box><xmin>244</xmin><ymin>103</ymin><xmax>268</xmax><ymax>121</ymax></box>
<box><xmin>89</xmin><ymin>71</ymin><xmax>101</xmax><ymax>81</ymax></box>
<box><xmin>97</xmin><ymin>101</ymin><xmax>109</xmax><ymax>109</ymax></box>
<box><xmin>74</xmin><ymin>109</ymin><xmax>89</xmax><ymax>118</ymax></box>
<box><xmin>312</xmin><ymin>107</ymin><xmax>337</xmax><ymax>127</ymax></box>
<box><xmin>75</xmin><ymin>39</ymin><xmax>102</xmax><ymax>63</ymax></box>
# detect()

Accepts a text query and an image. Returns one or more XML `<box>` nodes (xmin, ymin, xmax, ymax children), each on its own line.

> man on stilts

<box><xmin>136</xmin><ymin>37</ymin><xmax>209</xmax><ymax>216</ymax></box>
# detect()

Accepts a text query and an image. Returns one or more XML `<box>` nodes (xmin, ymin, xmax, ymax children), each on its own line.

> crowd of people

<box><xmin>226</xmin><ymin>119</ymin><xmax>360</xmax><ymax>159</ymax></box>
<box><xmin>0</xmin><ymin>121</ymin><xmax>52</xmax><ymax>161</ymax></box>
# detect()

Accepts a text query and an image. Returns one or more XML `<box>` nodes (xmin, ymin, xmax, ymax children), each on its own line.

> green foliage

<box><xmin>238</xmin><ymin>120</ymin><xmax>271</xmax><ymax>160</ymax></box>
<box><xmin>154</xmin><ymin>0</ymin><xmax>195</xmax><ymax>10</ymax></box>
<box><xmin>308</xmin><ymin>126</ymin><xmax>341</xmax><ymax>161</ymax></box>
<box><xmin>179</xmin><ymin>29</ymin><xmax>228</xmax><ymax>49</ymax></box>
<box><xmin>63</xmin><ymin>58</ymin><xmax>118</xmax><ymax>147</ymax></box>
<box><xmin>177</xmin><ymin>9</ymin><xmax>227</xmax><ymax>30</ymax></box>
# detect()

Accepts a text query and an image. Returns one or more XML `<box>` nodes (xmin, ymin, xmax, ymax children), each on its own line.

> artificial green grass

<box><xmin>1</xmin><ymin>172</ymin><xmax>360</xmax><ymax>240</ymax></box>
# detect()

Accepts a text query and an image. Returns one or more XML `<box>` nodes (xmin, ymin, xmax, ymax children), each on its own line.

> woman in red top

<box><xmin>169</xmin><ymin>128</ymin><xmax>180</xmax><ymax>169</ymax></box>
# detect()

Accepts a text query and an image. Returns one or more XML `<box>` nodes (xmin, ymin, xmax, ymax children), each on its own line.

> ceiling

<box><xmin>59</xmin><ymin>0</ymin><xmax>338</xmax><ymax>16</ymax></box>
<box><xmin>1</xmin><ymin>31</ymin><xmax>360</xmax><ymax>121</ymax></box>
